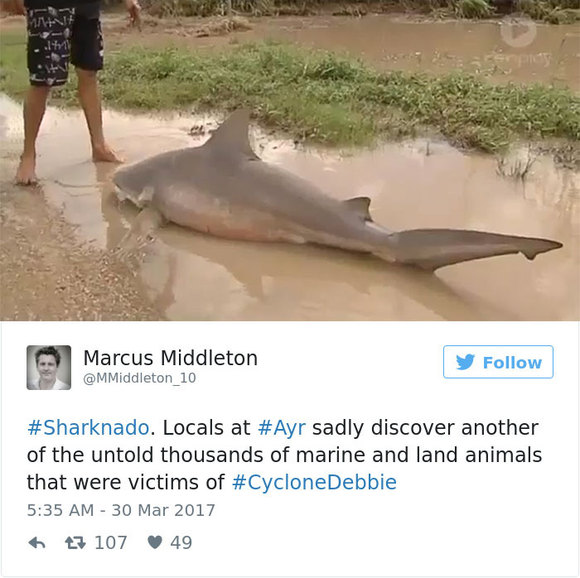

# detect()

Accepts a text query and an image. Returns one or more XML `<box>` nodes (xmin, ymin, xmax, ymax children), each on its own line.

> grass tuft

<box><xmin>454</xmin><ymin>0</ymin><xmax>493</xmax><ymax>19</ymax></box>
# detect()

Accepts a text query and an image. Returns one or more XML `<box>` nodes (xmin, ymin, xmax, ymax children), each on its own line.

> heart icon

<box><xmin>148</xmin><ymin>535</ymin><xmax>162</xmax><ymax>549</ymax></box>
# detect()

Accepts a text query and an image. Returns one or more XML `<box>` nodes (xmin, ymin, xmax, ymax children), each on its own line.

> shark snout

<box><xmin>112</xmin><ymin>168</ymin><xmax>130</xmax><ymax>200</ymax></box>
<box><xmin>112</xmin><ymin>167</ymin><xmax>152</xmax><ymax>207</ymax></box>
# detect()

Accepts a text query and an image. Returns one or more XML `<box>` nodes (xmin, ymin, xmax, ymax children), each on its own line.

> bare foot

<box><xmin>92</xmin><ymin>143</ymin><xmax>124</xmax><ymax>163</ymax></box>
<box><xmin>14</xmin><ymin>155</ymin><xmax>38</xmax><ymax>186</ymax></box>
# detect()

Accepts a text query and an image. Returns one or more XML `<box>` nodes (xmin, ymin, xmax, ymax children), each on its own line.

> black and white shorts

<box><xmin>26</xmin><ymin>6</ymin><xmax>104</xmax><ymax>87</ymax></box>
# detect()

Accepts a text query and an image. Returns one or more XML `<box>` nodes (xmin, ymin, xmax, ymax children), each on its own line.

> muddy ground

<box><xmin>1</xmin><ymin>14</ymin><xmax>578</xmax><ymax>321</ymax></box>
<box><xmin>0</xmin><ymin>179</ymin><xmax>162</xmax><ymax>320</ymax></box>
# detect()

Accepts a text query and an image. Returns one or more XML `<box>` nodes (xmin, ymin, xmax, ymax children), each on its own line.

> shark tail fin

<box><xmin>375</xmin><ymin>229</ymin><xmax>563</xmax><ymax>271</ymax></box>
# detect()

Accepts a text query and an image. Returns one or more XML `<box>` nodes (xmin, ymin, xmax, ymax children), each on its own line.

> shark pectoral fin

<box><xmin>132</xmin><ymin>206</ymin><xmax>166</xmax><ymax>231</ymax></box>
<box><xmin>343</xmin><ymin>196</ymin><xmax>372</xmax><ymax>221</ymax></box>
<box><xmin>117</xmin><ymin>207</ymin><xmax>166</xmax><ymax>256</ymax></box>
<box><xmin>384</xmin><ymin>229</ymin><xmax>563</xmax><ymax>271</ymax></box>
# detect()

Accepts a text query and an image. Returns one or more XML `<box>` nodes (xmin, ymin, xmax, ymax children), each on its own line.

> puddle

<box><xmin>1</xmin><ymin>94</ymin><xmax>578</xmax><ymax>320</ymax></box>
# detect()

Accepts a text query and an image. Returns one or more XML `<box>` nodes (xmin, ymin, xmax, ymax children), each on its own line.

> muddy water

<box><xmin>1</xmin><ymin>95</ymin><xmax>577</xmax><ymax>320</ymax></box>
<box><xmin>242</xmin><ymin>15</ymin><xmax>580</xmax><ymax>91</ymax></box>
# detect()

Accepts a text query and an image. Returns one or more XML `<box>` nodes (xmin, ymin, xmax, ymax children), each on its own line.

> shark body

<box><xmin>113</xmin><ymin>110</ymin><xmax>562</xmax><ymax>271</ymax></box>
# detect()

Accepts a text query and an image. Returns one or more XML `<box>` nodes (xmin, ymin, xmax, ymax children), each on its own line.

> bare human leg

<box><xmin>75</xmin><ymin>67</ymin><xmax>123</xmax><ymax>163</ymax></box>
<box><xmin>15</xmin><ymin>85</ymin><xmax>51</xmax><ymax>185</ymax></box>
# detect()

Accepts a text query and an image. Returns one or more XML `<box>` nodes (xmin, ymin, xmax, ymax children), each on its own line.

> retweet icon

<box><xmin>456</xmin><ymin>354</ymin><xmax>475</xmax><ymax>370</ymax></box>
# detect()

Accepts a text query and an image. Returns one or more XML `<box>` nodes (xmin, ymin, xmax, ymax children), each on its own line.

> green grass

<box><xmin>1</xmin><ymin>30</ymin><xmax>579</xmax><ymax>151</ymax></box>
<box><xmin>0</xmin><ymin>33</ymin><xmax>29</xmax><ymax>100</ymax></box>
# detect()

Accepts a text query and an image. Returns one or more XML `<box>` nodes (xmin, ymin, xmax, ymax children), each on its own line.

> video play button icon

<box><xmin>500</xmin><ymin>14</ymin><xmax>537</xmax><ymax>48</ymax></box>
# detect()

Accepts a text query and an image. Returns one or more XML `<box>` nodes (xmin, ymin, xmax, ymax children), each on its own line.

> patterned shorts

<box><xmin>26</xmin><ymin>6</ymin><xmax>104</xmax><ymax>87</ymax></box>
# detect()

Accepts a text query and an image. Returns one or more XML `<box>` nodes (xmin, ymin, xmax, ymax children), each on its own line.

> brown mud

<box><xmin>100</xmin><ymin>12</ymin><xmax>580</xmax><ymax>91</ymax></box>
<box><xmin>0</xmin><ymin>181</ymin><xmax>162</xmax><ymax>320</ymax></box>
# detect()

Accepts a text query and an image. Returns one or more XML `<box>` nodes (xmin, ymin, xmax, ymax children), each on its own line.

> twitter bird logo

<box><xmin>456</xmin><ymin>354</ymin><xmax>475</xmax><ymax>370</ymax></box>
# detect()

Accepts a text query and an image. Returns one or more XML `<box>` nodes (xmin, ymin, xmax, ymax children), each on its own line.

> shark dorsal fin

<box><xmin>205</xmin><ymin>109</ymin><xmax>259</xmax><ymax>160</ymax></box>
<box><xmin>343</xmin><ymin>196</ymin><xmax>372</xmax><ymax>221</ymax></box>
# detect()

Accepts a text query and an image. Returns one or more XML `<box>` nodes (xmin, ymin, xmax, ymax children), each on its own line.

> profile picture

<box><xmin>27</xmin><ymin>345</ymin><xmax>71</xmax><ymax>390</ymax></box>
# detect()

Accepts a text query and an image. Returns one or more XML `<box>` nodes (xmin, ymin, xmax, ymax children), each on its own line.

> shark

<box><xmin>112</xmin><ymin>110</ymin><xmax>562</xmax><ymax>271</ymax></box>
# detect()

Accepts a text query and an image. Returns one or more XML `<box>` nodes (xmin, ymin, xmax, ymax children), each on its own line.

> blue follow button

<box><xmin>443</xmin><ymin>345</ymin><xmax>554</xmax><ymax>379</ymax></box>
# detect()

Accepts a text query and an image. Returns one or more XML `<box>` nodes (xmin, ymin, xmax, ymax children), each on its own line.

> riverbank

<box><xmin>112</xmin><ymin>0</ymin><xmax>580</xmax><ymax>23</ymax></box>
<box><xmin>1</xmin><ymin>29</ymin><xmax>578</xmax><ymax>154</ymax></box>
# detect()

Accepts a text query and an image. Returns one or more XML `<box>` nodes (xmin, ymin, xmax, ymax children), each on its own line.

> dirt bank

<box><xmin>0</xmin><ymin>178</ymin><xmax>162</xmax><ymax>321</ymax></box>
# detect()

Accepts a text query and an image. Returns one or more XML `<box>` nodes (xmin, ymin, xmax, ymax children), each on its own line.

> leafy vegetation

<box><xmin>108</xmin><ymin>0</ymin><xmax>580</xmax><ymax>20</ymax></box>
<box><xmin>453</xmin><ymin>0</ymin><xmax>493</xmax><ymax>19</ymax></box>
<box><xmin>513</xmin><ymin>0</ymin><xmax>580</xmax><ymax>23</ymax></box>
